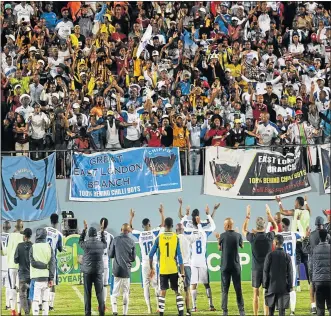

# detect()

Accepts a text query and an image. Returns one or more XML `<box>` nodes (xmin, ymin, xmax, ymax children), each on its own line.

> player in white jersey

<box><xmin>276</xmin><ymin>195</ymin><xmax>311</xmax><ymax>292</ymax></box>
<box><xmin>176</xmin><ymin>211</ymin><xmax>205</xmax><ymax>316</ymax></box>
<box><xmin>1</xmin><ymin>221</ymin><xmax>11</xmax><ymax>310</ymax></box>
<box><xmin>181</xmin><ymin>205</ymin><xmax>217</xmax><ymax>312</ymax></box>
<box><xmin>129</xmin><ymin>205</ymin><xmax>165</xmax><ymax>314</ymax></box>
<box><xmin>44</xmin><ymin>214</ymin><xmax>63</xmax><ymax>312</ymax></box>
<box><xmin>178</xmin><ymin>198</ymin><xmax>219</xmax><ymax>229</ymax></box>
<box><xmin>278</xmin><ymin>218</ymin><xmax>301</xmax><ymax>316</ymax></box>
<box><xmin>96</xmin><ymin>217</ymin><xmax>114</xmax><ymax>310</ymax></box>
<box><xmin>6</xmin><ymin>219</ymin><xmax>24</xmax><ymax>316</ymax></box>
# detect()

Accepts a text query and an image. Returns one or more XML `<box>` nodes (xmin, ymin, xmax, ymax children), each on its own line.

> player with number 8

<box><xmin>181</xmin><ymin>204</ymin><xmax>217</xmax><ymax>312</ymax></box>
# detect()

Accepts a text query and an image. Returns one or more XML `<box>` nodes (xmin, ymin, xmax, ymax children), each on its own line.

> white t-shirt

<box><xmin>97</xmin><ymin>230</ymin><xmax>114</xmax><ymax>267</ymax></box>
<box><xmin>182</xmin><ymin>215</ymin><xmax>215</xmax><ymax>268</ymax></box>
<box><xmin>45</xmin><ymin>227</ymin><xmax>63</xmax><ymax>256</ymax></box>
<box><xmin>132</xmin><ymin>228</ymin><xmax>162</xmax><ymax>265</ymax></box>
<box><xmin>125</xmin><ymin>112</ymin><xmax>141</xmax><ymax>141</ymax></box>
<box><xmin>278</xmin><ymin>231</ymin><xmax>300</xmax><ymax>285</ymax></box>
<box><xmin>273</xmin><ymin>104</ymin><xmax>295</xmax><ymax>118</ymax></box>
<box><xmin>1</xmin><ymin>232</ymin><xmax>10</xmax><ymax>271</ymax></box>
<box><xmin>55</xmin><ymin>20</ymin><xmax>74</xmax><ymax>39</ymax></box>
<box><xmin>258</xmin><ymin>13</ymin><xmax>271</xmax><ymax>36</ymax></box>
<box><xmin>14</xmin><ymin>4</ymin><xmax>34</xmax><ymax>23</ymax></box>
<box><xmin>288</xmin><ymin>43</ymin><xmax>304</xmax><ymax>54</ymax></box>
<box><xmin>256</xmin><ymin>122</ymin><xmax>279</xmax><ymax>146</ymax></box>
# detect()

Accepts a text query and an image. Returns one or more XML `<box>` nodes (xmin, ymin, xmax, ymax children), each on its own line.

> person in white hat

<box><xmin>15</xmin><ymin>95</ymin><xmax>34</xmax><ymax>121</ymax></box>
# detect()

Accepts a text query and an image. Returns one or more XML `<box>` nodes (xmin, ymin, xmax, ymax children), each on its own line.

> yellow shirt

<box><xmin>158</xmin><ymin>232</ymin><xmax>181</xmax><ymax>275</ymax></box>
<box><xmin>173</xmin><ymin>124</ymin><xmax>189</xmax><ymax>149</ymax></box>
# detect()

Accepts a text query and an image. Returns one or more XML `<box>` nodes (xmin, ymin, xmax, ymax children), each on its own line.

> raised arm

<box><xmin>159</xmin><ymin>204</ymin><xmax>165</xmax><ymax>227</ymax></box>
<box><xmin>211</xmin><ymin>203</ymin><xmax>220</xmax><ymax>219</ymax></box>
<box><xmin>304</xmin><ymin>195</ymin><xmax>311</xmax><ymax>214</ymax></box>
<box><xmin>242</xmin><ymin>205</ymin><xmax>251</xmax><ymax>238</ymax></box>
<box><xmin>275</xmin><ymin>196</ymin><xmax>294</xmax><ymax>217</ymax></box>
<box><xmin>205</xmin><ymin>205</ymin><xmax>216</xmax><ymax>232</ymax></box>
<box><xmin>266</xmin><ymin>204</ymin><xmax>278</xmax><ymax>233</ymax></box>
<box><xmin>129</xmin><ymin>208</ymin><xmax>135</xmax><ymax>230</ymax></box>
<box><xmin>178</xmin><ymin>197</ymin><xmax>183</xmax><ymax>219</ymax></box>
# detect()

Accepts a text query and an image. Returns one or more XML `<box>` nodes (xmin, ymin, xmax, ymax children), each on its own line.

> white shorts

<box><xmin>103</xmin><ymin>267</ymin><xmax>110</xmax><ymax>286</ymax></box>
<box><xmin>190</xmin><ymin>266</ymin><xmax>209</xmax><ymax>285</ymax></box>
<box><xmin>141</xmin><ymin>264</ymin><xmax>158</xmax><ymax>289</ymax></box>
<box><xmin>8</xmin><ymin>269</ymin><xmax>19</xmax><ymax>290</ymax></box>
<box><xmin>1</xmin><ymin>270</ymin><xmax>9</xmax><ymax>288</ymax></box>
<box><xmin>32</xmin><ymin>281</ymin><xmax>50</xmax><ymax>303</ymax></box>
<box><xmin>111</xmin><ymin>277</ymin><xmax>130</xmax><ymax>298</ymax></box>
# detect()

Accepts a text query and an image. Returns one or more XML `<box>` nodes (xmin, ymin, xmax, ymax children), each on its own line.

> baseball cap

<box><xmin>231</xmin><ymin>17</ymin><xmax>239</xmax><ymax>21</ymax></box>
<box><xmin>34</xmin><ymin>103</ymin><xmax>41</xmax><ymax>108</ymax></box>
<box><xmin>308</xmin><ymin>65</ymin><xmax>316</xmax><ymax>72</ymax></box>
<box><xmin>138</xmin><ymin>76</ymin><xmax>144</xmax><ymax>81</ymax></box>
<box><xmin>234</xmin><ymin>119</ymin><xmax>241</xmax><ymax>124</ymax></box>
<box><xmin>14</xmin><ymin>84</ymin><xmax>22</xmax><ymax>89</ymax></box>
<box><xmin>61</xmin><ymin>7</ymin><xmax>69</xmax><ymax>13</ymax></box>
<box><xmin>29</xmin><ymin>46</ymin><xmax>37</xmax><ymax>52</ymax></box>
<box><xmin>51</xmin><ymin>93</ymin><xmax>60</xmax><ymax>99</ymax></box>
<box><xmin>199</xmin><ymin>7</ymin><xmax>206</xmax><ymax>13</ymax></box>
<box><xmin>6</xmin><ymin>34</ymin><xmax>15</xmax><ymax>41</ymax></box>
<box><xmin>295</xmin><ymin>110</ymin><xmax>303</xmax><ymax>116</ymax></box>
<box><xmin>281</xmin><ymin>95</ymin><xmax>288</xmax><ymax>99</ymax></box>
<box><xmin>152</xmin><ymin>50</ymin><xmax>159</xmax><ymax>56</ymax></box>
<box><xmin>225</xmin><ymin>68</ymin><xmax>231</xmax><ymax>73</ymax></box>
<box><xmin>324</xmin><ymin>209</ymin><xmax>331</xmax><ymax>215</ymax></box>
<box><xmin>72</xmin><ymin>103</ymin><xmax>80</xmax><ymax>109</ymax></box>
<box><xmin>165</xmin><ymin>103</ymin><xmax>172</xmax><ymax>109</ymax></box>
<box><xmin>107</xmin><ymin>110</ymin><xmax>114</xmax><ymax>116</ymax></box>
<box><xmin>83</xmin><ymin>97</ymin><xmax>90</xmax><ymax>102</ymax></box>
<box><xmin>317</xmin><ymin>78</ymin><xmax>325</xmax><ymax>83</ymax></box>
<box><xmin>20</xmin><ymin>94</ymin><xmax>31</xmax><ymax>102</ymax></box>
<box><xmin>296</xmin><ymin>96</ymin><xmax>303</xmax><ymax>100</ymax></box>
<box><xmin>5</xmin><ymin>4</ymin><xmax>11</xmax><ymax>9</ymax></box>
<box><xmin>37</xmin><ymin>59</ymin><xmax>45</xmax><ymax>66</ymax></box>
<box><xmin>315</xmin><ymin>216</ymin><xmax>324</xmax><ymax>226</ymax></box>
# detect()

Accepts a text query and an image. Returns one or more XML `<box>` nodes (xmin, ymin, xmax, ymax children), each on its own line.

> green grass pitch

<box><xmin>1</xmin><ymin>281</ymin><xmax>311</xmax><ymax>315</ymax></box>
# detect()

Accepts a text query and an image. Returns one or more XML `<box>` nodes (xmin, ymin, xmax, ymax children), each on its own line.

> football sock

<box><xmin>290</xmin><ymin>291</ymin><xmax>296</xmax><ymax>312</ymax></box>
<box><xmin>123</xmin><ymin>292</ymin><xmax>129</xmax><ymax>315</ymax></box>
<box><xmin>176</xmin><ymin>295</ymin><xmax>184</xmax><ymax>316</ymax></box>
<box><xmin>206</xmin><ymin>287</ymin><xmax>213</xmax><ymax>307</ymax></box>
<box><xmin>191</xmin><ymin>289</ymin><xmax>197</xmax><ymax>309</ymax></box>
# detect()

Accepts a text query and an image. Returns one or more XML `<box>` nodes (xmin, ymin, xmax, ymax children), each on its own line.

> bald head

<box><xmin>224</xmin><ymin>218</ymin><xmax>234</xmax><ymax>231</ymax></box>
<box><xmin>121</xmin><ymin>223</ymin><xmax>131</xmax><ymax>234</ymax></box>
<box><xmin>176</xmin><ymin>223</ymin><xmax>184</xmax><ymax>235</ymax></box>
<box><xmin>15</xmin><ymin>219</ymin><xmax>23</xmax><ymax>232</ymax></box>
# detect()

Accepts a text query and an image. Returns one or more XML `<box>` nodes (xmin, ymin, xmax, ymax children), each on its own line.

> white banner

<box><xmin>318</xmin><ymin>144</ymin><xmax>331</xmax><ymax>194</ymax></box>
<box><xmin>204</xmin><ymin>147</ymin><xmax>311</xmax><ymax>200</ymax></box>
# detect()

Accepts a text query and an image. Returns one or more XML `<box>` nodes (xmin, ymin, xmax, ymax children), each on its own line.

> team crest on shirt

<box><xmin>144</xmin><ymin>148</ymin><xmax>177</xmax><ymax>176</ymax></box>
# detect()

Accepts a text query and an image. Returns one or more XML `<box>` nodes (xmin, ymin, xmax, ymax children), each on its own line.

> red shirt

<box><xmin>252</xmin><ymin>103</ymin><xmax>267</xmax><ymax>121</ymax></box>
<box><xmin>147</xmin><ymin>128</ymin><xmax>162</xmax><ymax>147</ymax></box>
<box><xmin>207</xmin><ymin>128</ymin><xmax>228</xmax><ymax>146</ymax></box>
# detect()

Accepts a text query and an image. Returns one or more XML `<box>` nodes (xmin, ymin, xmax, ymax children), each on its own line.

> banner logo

<box><xmin>10</xmin><ymin>169</ymin><xmax>38</xmax><ymax>200</ymax></box>
<box><xmin>144</xmin><ymin>149</ymin><xmax>177</xmax><ymax>176</ymax></box>
<box><xmin>209</xmin><ymin>159</ymin><xmax>241</xmax><ymax>190</ymax></box>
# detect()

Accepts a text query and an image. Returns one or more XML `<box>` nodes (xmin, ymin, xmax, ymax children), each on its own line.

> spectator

<box><xmin>311</xmin><ymin>229</ymin><xmax>331</xmax><ymax>316</ymax></box>
<box><xmin>216</xmin><ymin>218</ymin><xmax>245</xmax><ymax>316</ymax></box>
<box><xmin>14</xmin><ymin>228</ymin><xmax>33</xmax><ymax>316</ymax></box>
<box><xmin>79</xmin><ymin>220</ymin><xmax>107</xmax><ymax>316</ymax></box>
<box><xmin>0</xmin><ymin>1</ymin><xmax>330</xmax><ymax>168</ymax></box>
<box><xmin>263</xmin><ymin>234</ymin><xmax>293</xmax><ymax>316</ymax></box>
<box><xmin>13</xmin><ymin>114</ymin><xmax>29</xmax><ymax>156</ymax></box>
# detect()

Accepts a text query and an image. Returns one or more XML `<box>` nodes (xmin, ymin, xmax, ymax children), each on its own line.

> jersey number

<box><xmin>165</xmin><ymin>242</ymin><xmax>170</xmax><ymax>257</ymax></box>
<box><xmin>283</xmin><ymin>242</ymin><xmax>293</xmax><ymax>256</ymax></box>
<box><xmin>143</xmin><ymin>241</ymin><xmax>153</xmax><ymax>256</ymax></box>
<box><xmin>196</xmin><ymin>240</ymin><xmax>202</xmax><ymax>254</ymax></box>
<box><xmin>47</xmin><ymin>237</ymin><xmax>52</xmax><ymax>247</ymax></box>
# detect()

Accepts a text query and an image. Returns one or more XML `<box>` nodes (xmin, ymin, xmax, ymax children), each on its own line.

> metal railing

<box><xmin>1</xmin><ymin>143</ymin><xmax>328</xmax><ymax>178</ymax></box>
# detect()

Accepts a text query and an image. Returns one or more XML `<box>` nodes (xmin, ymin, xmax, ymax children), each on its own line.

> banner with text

<box><xmin>1</xmin><ymin>153</ymin><xmax>57</xmax><ymax>221</ymax></box>
<box><xmin>204</xmin><ymin>147</ymin><xmax>311</xmax><ymax>199</ymax></box>
<box><xmin>70</xmin><ymin>147</ymin><xmax>182</xmax><ymax>201</ymax></box>
<box><xmin>57</xmin><ymin>237</ymin><xmax>252</xmax><ymax>284</ymax></box>
<box><xmin>318</xmin><ymin>144</ymin><xmax>331</xmax><ymax>194</ymax></box>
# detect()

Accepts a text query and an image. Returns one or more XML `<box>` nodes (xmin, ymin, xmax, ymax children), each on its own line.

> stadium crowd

<box><xmin>1</xmin><ymin>1</ymin><xmax>331</xmax><ymax>175</ymax></box>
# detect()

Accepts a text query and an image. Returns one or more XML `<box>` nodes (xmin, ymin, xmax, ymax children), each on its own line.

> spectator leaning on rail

<box><xmin>0</xmin><ymin>2</ymin><xmax>330</xmax><ymax>168</ymax></box>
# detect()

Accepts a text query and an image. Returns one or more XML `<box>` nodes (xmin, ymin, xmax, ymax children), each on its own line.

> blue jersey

<box><xmin>45</xmin><ymin>227</ymin><xmax>63</xmax><ymax>256</ymax></box>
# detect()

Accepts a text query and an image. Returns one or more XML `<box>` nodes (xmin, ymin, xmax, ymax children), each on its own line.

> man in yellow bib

<box><xmin>149</xmin><ymin>217</ymin><xmax>185</xmax><ymax>316</ymax></box>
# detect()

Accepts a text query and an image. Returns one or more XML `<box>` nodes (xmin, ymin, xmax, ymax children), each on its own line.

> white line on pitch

<box><xmin>72</xmin><ymin>285</ymin><xmax>97</xmax><ymax>315</ymax></box>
